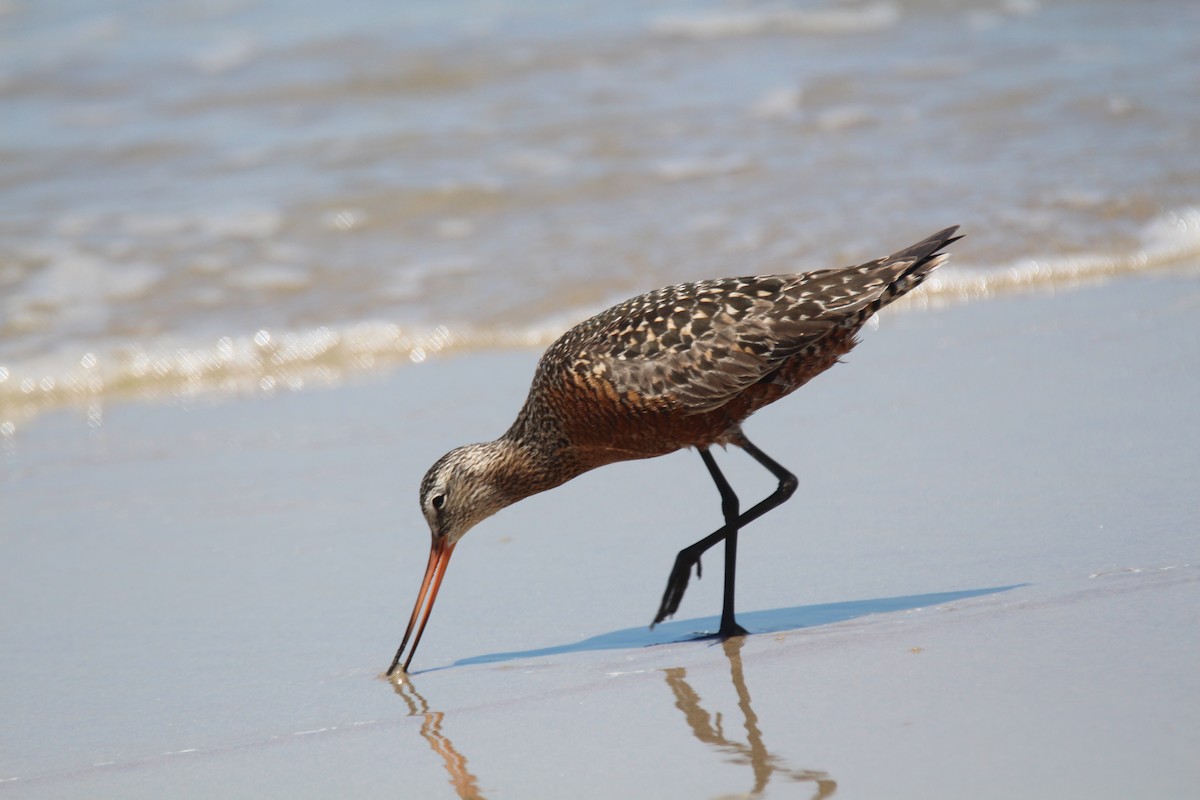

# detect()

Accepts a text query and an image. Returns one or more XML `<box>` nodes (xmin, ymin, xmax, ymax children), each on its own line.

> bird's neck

<box><xmin>479</xmin><ymin>434</ymin><xmax>579</xmax><ymax>508</ymax></box>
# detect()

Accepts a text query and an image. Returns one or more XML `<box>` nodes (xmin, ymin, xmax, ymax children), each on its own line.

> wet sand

<box><xmin>2</xmin><ymin>270</ymin><xmax>1198</xmax><ymax>799</ymax></box>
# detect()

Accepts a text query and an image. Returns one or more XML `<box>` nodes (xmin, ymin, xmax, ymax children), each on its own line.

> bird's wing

<box><xmin>557</xmin><ymin>227</ymin><xmax>959</xmax><ymax>413</ymax></box>
<box><xmin>565</xmin><ymin>275</ymin><xmax>856</xmax><ymax>413</ymax></box>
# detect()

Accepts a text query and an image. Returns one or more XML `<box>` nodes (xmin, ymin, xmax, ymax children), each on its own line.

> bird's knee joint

<box><xmin>778</xmin><ymin>474</ymin><xmax>798</xmax><ymax>500</ymax></box>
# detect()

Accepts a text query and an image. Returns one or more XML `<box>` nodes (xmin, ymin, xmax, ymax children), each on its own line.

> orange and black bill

<box><xmin>387</xmin><ymin>537</ymin><xmax>456</xmax><ymax>676</ymax></box>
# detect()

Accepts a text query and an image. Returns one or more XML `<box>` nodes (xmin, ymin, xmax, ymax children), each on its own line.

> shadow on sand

<box><xmin>445</xmin><ymin>584</ymin><xmax>1024</xmax><ymax>670</ymax></box>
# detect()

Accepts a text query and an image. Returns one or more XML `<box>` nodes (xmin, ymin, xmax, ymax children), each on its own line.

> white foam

<box><xmin>0</xmin><ymin>317</ymin><xmax>552</xmax><ymax>430</ymax></box>
<box><xmin>652</xmin><ymin>154</ymin><xmax>753</xmax><ymax>182</ymax></box>
<box><xmin>653</xmin><ymin>2</ymin><xmax>900</xmax><ymax>40</ymax></box>
<box><xmin>200</xmin><ymin>208</ymin><xmax>284</xmax><ymax>240</ymax></box>
<box><xmin>190</xmin><ymin>31</ymin><xmax>260</xmax><ymax>75</ymax></box>
<box><xmin>917</xmin><ymin>206</ymin><xmax>1200</xmax><ymax>305</ymax></box>
<box><xmin>749</xmin><ymin>86</ymin><xmax>804</xmax><ymax>120</ymax></box>
<box><xmin>4</xmin><ymin>243</ymin><xmax>109</xmax><ymax>332</ymax></box>
<box><xmin>4</xmin><ymin>207</ymin><xmax>1198</xmax><ymax>430</ymax></box>
<box><xmin>815</xmin><ymin>105</ymin><xmax>874</xmax><ymax>132</ymax></box>
<box><xmin>1002</xmin><ymin>0</ymin><xmax>1041</xmax><ymax>15</ymax></box>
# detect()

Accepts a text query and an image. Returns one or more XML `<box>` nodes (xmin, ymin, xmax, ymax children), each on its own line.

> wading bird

<box><xmin>388</xmin><ymin>226</ymin><xmax>960</xmax><ymax>675</ymax></box>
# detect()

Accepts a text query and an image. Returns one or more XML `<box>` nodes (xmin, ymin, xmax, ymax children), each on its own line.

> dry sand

<box><xmin>2</xmin><ymin>270</ymin><xmax>1198</xmax><ymax>798</ymax></box>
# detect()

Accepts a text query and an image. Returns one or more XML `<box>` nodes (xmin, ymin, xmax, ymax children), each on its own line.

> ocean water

<box><xmin>2</xmin><ymin>0</ymin><xmax>1199</xmax><ymax>428</ymax></box>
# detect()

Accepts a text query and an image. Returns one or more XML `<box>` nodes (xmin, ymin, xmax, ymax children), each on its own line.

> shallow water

<box><xmin>2</xmin><ymin>0</ymin><xmax>1200</xmax><ymax>424</ymax></box>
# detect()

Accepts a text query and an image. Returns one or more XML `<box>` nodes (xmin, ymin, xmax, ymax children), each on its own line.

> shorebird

<box><xmin>388</xmin><ymin>226</ymin><xmax>960</xmax><ymax>675</ymax></box>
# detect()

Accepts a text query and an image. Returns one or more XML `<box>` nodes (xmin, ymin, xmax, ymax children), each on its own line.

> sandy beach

<box><xmin>2</xmin><ymin>267</ymin><xmax>1197</xmax><ymax>798</ymax></box>
<box><xmin>4</xmin><ymin>0</ymin><xmax>1200</xmax><ymax>795</ymax></box>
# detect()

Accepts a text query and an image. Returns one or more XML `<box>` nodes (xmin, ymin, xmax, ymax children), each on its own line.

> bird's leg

<box><xmin>651</xmin><ymin>448</ymin><xmax>732</xmax><ymax>629</ymax></box>
<box><xmin>736</xmin><ymin>435</ymin><xmax>799</xmax><ymax>506</ymax></box>
<box><xmin>652</xmin><ymin>434</ymin><xmax>798</xmax><ymax>630</ymax></box>
<box><xmin>701</xmin><ymin>447</ymin><xmax>749</xmax><ymax>638</ymax></box>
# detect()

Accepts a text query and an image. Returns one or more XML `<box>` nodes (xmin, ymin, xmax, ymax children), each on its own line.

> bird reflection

<box><xmin>392</xmin><ymin>677</ymin><xmax>488</xmax><ymax>800</ymax></box>
<box><xmin>663</xmin><ymin>638</ymin><xmax>836</xmax><ymax>799</ymax></box>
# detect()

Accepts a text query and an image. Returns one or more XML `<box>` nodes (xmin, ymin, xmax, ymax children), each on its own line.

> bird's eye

<box><xmin>431</xmin><ymin>494</ymin><xmax>446</xmax><ymax>510</ymax></box>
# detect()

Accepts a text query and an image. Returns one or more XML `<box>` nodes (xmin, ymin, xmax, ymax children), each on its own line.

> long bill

<box><xmin>387</xmin><ymin>537</ymin><xmax>456</xmax><ymax>676</ymax></box>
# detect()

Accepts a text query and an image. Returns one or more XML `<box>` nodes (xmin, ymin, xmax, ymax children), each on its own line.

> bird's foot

<box><xmin>651</xmin><ymin>550</ymin><xmax>702</xmax><ymax>627</ymax></box>
<box><xmin>675</xmin><ymin>619</ymin><xmax>749</xmax><ymax>644</ymax></box>
<box><xmin>718</xmin><ymin>620</ymin><xmax>749</xmax><ymax>638</ymax></box>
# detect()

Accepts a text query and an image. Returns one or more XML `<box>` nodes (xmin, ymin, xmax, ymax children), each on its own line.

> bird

<box><xmin>388</xmin><ymin>226</ymin><xmax>961</xmax><ymax>675</ymax></box>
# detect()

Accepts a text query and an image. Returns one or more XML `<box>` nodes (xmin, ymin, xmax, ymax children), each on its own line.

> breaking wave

<box><xmin>2</xmin><ymin>207</ymin><xmax>1198</xmax><ymax>430</ymax></box>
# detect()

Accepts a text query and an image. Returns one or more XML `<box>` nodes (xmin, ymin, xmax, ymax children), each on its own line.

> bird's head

<box><xmin>418</xmin><ymin>442</ymin><xmax>511</xmax><ymax>546</ymax></box>
<box><xmin>387</xmin><ymin>441</ymin><xmax>515</xmax><ymax>677</ymax></box>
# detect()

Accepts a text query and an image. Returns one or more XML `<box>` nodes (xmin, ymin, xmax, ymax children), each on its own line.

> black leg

<box><xmin>653</xmin><ymin>432</ymin><xmax>799</xmax><ymax>629</ymax></box>
<box><xmin>699</xmin><ymin>448</ymin><xmax>749</xmax><ymax>637</ymax></box>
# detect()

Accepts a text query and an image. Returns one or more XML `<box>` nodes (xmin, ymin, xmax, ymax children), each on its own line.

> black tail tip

<box><xmin>924</xmin><ymin>225</ymin><xmax>963</xmax><ymax>250</ymax></box>
<box><xmin>891</xmin><ymin>225</ymin><xmax>962</xmax><ymax>264</ymax></box>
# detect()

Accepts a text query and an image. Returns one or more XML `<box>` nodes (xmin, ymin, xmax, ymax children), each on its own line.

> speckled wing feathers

<box><xmin>547</xmin><ymin>227</ymin><xmax>958</xmax><ymax>414</ymax></box>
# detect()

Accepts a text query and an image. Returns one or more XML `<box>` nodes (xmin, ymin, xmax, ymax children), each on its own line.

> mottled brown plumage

<box><xmin>389</xmin><ymin>226</ymin><xmax>961</xmax><ymax>675</ymax></box>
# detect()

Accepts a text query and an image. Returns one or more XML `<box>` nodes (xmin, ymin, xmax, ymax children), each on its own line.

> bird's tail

<box><xmin>865</xmin><ymin>225</ymin><xmax>961</xmax><ymax>316</ymax></box>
